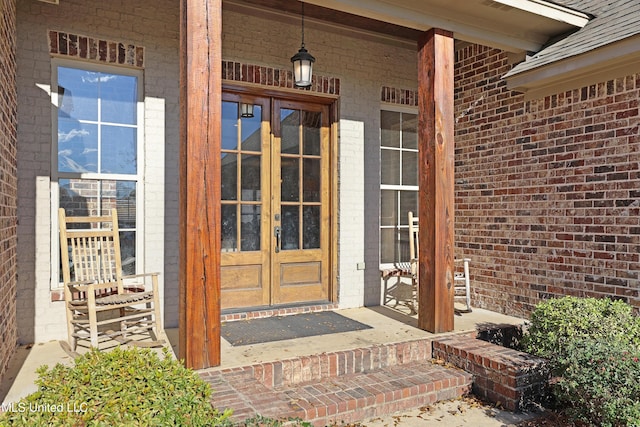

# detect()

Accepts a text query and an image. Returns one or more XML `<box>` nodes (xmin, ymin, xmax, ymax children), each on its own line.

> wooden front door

<box><xmin>220</xmin><ymin>94</ymin><xmax>330</xmax><ymax>310</ymax></box>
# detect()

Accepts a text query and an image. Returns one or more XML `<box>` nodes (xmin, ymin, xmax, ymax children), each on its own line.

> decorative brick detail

<box><xmin>221</xmin><ymin>304</ymin><xmax>339</xmax><ymax>322</ymax></box>
<box><xmin>433</xmin><ymin>335</ymin><xmax>549</xmax><ymax>411</ymax></box>
<box><xmin>48</xmin><ymin>30</ymin><xmax>144</xmax><ymax>67</ymax></box>
<box><xmin>222</xmin><ymin>61</ymin><xmax>340</xmax><ymax>95</ymax></box>
<box><xmin>454</xmin><ymin>43</ymin><xmax>640</xmax><ymax>317</ymax></box>
<box><xmin>381</xmin><ymin>86</ymin><xmax>418</xmax><ymax>106</ymax></box>
<box><xmin>0</xmin><ymin>0</ymin><xmax>18</xmax><ymax>383</ymax></box>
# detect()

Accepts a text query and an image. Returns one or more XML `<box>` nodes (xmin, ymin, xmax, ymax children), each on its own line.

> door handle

<box><xmin>274</xmin><ymin>226</ymin><xmax>281</xmax><ymax>253</ymax></box>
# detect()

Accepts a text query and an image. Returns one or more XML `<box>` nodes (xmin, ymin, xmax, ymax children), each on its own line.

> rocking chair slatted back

<box><xmin>60</xmin><ymin>212</ymin><xmax>123</xmax><ymax>292</ymax></box>
<box><xmin>408</xmin><ymin>211</ymin><xmax>473</xmax><ymax>313</ymax></box>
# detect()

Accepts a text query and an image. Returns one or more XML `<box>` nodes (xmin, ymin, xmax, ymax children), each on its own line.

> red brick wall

<box><xmin>0</xmin><ymin>0</ymin><xmax>18</xmax><ymax>382</ymax></box>
<box><xmin>454</xmin><ymin>44</ymin><xmax>640</xmax><ymax>318</ymax></box>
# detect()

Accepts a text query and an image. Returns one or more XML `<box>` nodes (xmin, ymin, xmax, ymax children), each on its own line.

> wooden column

<box><xmin>416</xmin><ymin>29</ymin><xmax>455</xmax><ymax>333</ymax></box>
<box><xmin>179</xmin><ymin>0</ymin><xmax>222</xmax><ymax>369</ymax></box>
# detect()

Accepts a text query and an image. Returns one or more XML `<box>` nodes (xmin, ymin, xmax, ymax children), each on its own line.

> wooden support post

<box><xmin>416</xmin><ymin>29</ymin><xmax>455</xmax><ymax>333</ymax></box>
<box><xmin>179</xmin><ymin>0</ymin><xmax>222</xmax><ymax>369</ymax></box>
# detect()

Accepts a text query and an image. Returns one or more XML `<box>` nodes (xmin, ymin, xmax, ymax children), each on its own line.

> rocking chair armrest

<box><xmin>454</xmin><ymin>258</ymin><xmax>471</xmax><ymax>263</ymax></box>
<box><xmin>121</xmin><ymin>272</ymin><xmax>161</xmax><ymax>280</ymax></box>
<box><xmin>66</xmin><ymin>280</ymin><xmax>119</xmax><ymax>292</ymax></box>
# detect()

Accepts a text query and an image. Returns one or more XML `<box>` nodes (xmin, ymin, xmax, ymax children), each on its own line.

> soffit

<box><xmin>504</xmin><ymin>0</ymin><xmax>640</xmax><ymax>98</ymax></box>
<box><xmin>226</xmin><ymin>0</ymin><xmax>587</xmax><ymax>53</ymax></box>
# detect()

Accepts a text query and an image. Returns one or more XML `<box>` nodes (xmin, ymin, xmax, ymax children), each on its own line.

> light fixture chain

<box><xmin>301</xmin><ymin>2</ymin><xmax>305</xmax><ymax>48</ymax></box>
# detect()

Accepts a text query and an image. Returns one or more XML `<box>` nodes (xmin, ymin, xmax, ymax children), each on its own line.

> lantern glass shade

<box><xmin>291</xmin><ymin>47</ymin><xmax>315</xmax><ymax>88</ymax></box>
<box><xmin>239</xmin><ymin>103</ymin><xmax>254</xmax><ymax>118</ymax></box>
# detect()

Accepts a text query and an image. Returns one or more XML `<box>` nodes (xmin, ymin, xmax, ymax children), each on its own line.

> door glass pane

<box><xmin>303</xmin><ymin>111</ymin><xmax>321</xmax><ymax>155</ymax></box>
<box><xmin>241</xmin><ymin>106</ymin><xmax>262</xmax><ymax>152</ymax></box>
<box><xmin>401</xmin><ymin>151</ymin><xmax>418</xmax><ymax>186</ymax></box>
<box><xmin>221</xmin><ymin>204</ymin><xmax>237</xmax><ymax>252</ymax></box>
<box><xmin>281</xmin><ymin>157</ymin><xmax>299</xmax><ymax>202</ymax></box>
<box><xmin>222</xmin><ymin>101</ymin><xmax>240</xmax><ymax>151</ymax></box>
<box><xmin>221</xmin><ymin>153</ymin><xmax>237</xmax><ymax>201</ymax></box>
<box><xmin>240</xmin><ymin>205</ymin><xmax>261</xmax><ymax>251</ymax></box>
<box><xmin>281</xmin><ymin>205</ymin><xmax>299</xmax><ymax>250</ymax></box>
<box><xmin>101</xmin><ymin>125</ymin><xmax>137</xmax><ymax>174</ymax></box>
<box><xmin>281</xmin><ymin>109</ymin><xmax>299</xmax><ymax>154</ymax></box>
<box><xmin>381</xmin><ymin>110</ymin><xmax>400</xmax><ymax>148</ymax></box>
<box><xmin>241</xmin><ymin>154</ymin><xmax>261</xmax><ymax>201</ymax></box>
<box><xmin>381</xmin><ymin>149</ymin><xmax>400</xmax><ymax>185</ymax></box>
<box><xmin>303</xmin><ymin>158</ymin><xmax>320</xmax><ymax>202</ymax></box>
<box><xmin>303</xmin><ymin>205</ymin><xmax>320</xmax><ymax>249</ymax></box>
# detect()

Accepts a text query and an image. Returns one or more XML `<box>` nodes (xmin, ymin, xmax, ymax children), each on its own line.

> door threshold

<box><xmin>221</xmin><ymin>301</ymin><xmax>337</xmax><ymax>322</ymax></box>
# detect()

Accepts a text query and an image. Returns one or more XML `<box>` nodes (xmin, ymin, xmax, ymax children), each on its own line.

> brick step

<box><xmin>202</xmin><ymin>359</ymin><xmax>472</xmax><ymax>426</ymax></box>
<box><xmin>210</xmin><ymin>338</ymin><xmax>435</xmax><ymax>391</ymax></box>
<box><xmin>432</xmin><ymin>335</ymin><xmax>549</xmax><ymax>411</ymax></box>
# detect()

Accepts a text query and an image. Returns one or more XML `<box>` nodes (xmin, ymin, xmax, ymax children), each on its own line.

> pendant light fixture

<box><xmin>291</xmin><ymin>1</ymin><xmax>315</xmax><ymax>88</ymax></box>
<box><xmin>239</xmin><ymin>103</ymin><xmax>254</xmax><ymax>118</ymax></box>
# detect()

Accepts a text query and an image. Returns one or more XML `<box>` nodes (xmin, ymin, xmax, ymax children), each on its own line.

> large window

<box><xmin>53</xmin><ymin>62</ymin><xmax>143</xmax><ymax>282</ymax></box>
<box><xmin>380</xmin><ymin>109</ymin><xmax>418</xmax><ymax>265</ymax></box>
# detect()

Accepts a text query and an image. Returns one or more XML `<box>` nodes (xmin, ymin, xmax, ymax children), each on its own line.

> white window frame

<box><xmin>50</xmin><ymin>59</ymin><xmax>145</xmax><ymax>289</ymax></box>
<box><xmin>379</xmin><ymin>104</ymin><xmax>418</xmax><ymax>270</ymax></box>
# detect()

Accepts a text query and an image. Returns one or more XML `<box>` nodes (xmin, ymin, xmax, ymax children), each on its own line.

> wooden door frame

<box><xmin>222</xmin><ymin>83</ymin><xmax>339</xmax><ymax>307</ymax></box>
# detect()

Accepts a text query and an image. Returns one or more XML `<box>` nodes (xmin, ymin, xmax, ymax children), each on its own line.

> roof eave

<box><xmin>493</xmin><ymin>0</ymin><xmax>590</xmax><ymax>27</ymax></box>
<box><xmin>504</xmin><ymin>35</ymin><xmax>640</xmax><ymax>100</ymax></box>
<box><xmin>301</xmin><ymin>0</ymin><xmax>587</xmax><ymax>53</ymax></box>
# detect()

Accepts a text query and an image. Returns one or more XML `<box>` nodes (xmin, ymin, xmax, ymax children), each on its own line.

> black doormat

<box><xmin>221</xmin><ymin>311</ymin><xmax>372</xmax><ymax>346</ymax></box>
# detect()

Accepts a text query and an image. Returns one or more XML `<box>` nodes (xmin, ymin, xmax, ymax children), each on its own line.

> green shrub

<box><xmin>0</xmin><ymin>347</ymin><xmax>233</xmax><ymax>426</ymax></box>
<box><xmin>524</xmin><ymin>296</ymin><xmax>640</xmax><ymax>426</ymax></box>
<box><xmin>553</xmin><ymin>338</ymin><xmax>640</xmax><ymax>427</ymax></box>
<box><xmin>523</xmin><ymin>296</ymin><xmax>640</xmax><ymax>369</ymax></box>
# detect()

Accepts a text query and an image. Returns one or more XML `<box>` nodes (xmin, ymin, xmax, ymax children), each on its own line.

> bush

<box><xmin>0</xmin><ymin>347</ymin><xmax>233</xmax><ymax>426</ymax></box>
<box><xmin>524</xmin><ymin>297</ymin><xmax>640</xmax><ymax>426</ymax></box>
<box><xmin>553</xmin><ymin>338</ymin><xmax>640</xmax><ymax>427</ymax></box>
<box><xmin>523</xmin><ymin>296</ymin><xmax>640</xmax><ymax>369</ymax></box>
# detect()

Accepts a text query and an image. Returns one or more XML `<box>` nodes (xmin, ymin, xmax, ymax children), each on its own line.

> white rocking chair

<box><xmin>59</xmin><ymin>208</ymin><xmax>167</xmax><ymax>351</ymax></box>
<box><xmin>408</xmin><ymin>211</ymin><xmax>472</xmax><ymax>313</ymax></box>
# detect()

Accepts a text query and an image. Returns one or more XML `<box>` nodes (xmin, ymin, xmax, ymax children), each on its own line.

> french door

<box><xmin>220</xmin><ymin>93</ymin><xmax>331</xmax><ymax>310</ymax></box>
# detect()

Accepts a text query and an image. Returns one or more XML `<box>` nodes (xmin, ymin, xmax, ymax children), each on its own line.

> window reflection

<box><xmin>56</xmin><ymin>64</ymin><xmax>140</xmax><ymax>284</ymax></box>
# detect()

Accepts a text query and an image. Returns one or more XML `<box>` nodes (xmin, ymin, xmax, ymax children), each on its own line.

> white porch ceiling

<box><xmin>301</xmin><ymin>0</ymin><xmax>588</xmax><ymax>53</ymax></box>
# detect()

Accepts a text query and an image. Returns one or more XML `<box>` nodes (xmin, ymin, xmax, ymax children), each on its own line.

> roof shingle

<box><xmin>505</xmin><ymin>0</ymin><xmax>640</xmax><ymax>76</ymax></box>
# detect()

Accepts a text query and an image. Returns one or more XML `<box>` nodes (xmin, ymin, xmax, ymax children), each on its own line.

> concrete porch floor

<box><xmin>1</xmin><ymin>305</ymin><xmax>527</xmax><ymax>407</ymax></box>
